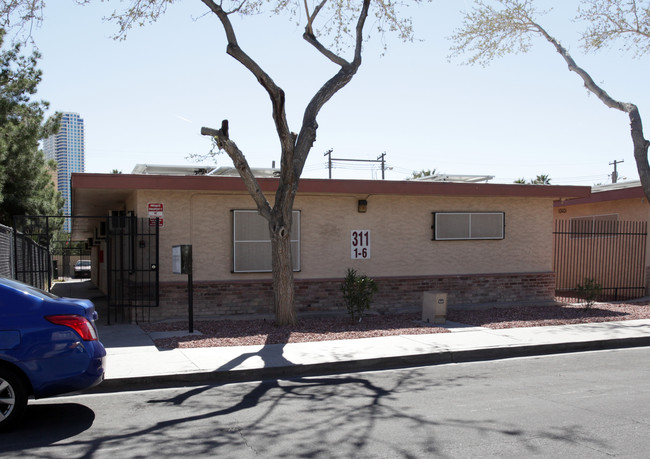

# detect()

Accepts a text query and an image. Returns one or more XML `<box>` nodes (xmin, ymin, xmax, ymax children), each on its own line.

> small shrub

<box><xmin>341</xmin><ymin>268</ymin><xmax>378</xmax><ymax>322</ymax></box>
<box><xmin>576</xmin><ymin>278</ymin><xmax>602</xmax><ymax>310</ymax></box>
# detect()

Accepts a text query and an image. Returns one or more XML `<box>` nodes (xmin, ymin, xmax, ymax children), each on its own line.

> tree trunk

<box><xmin>630</xmin><ymin>107</ymin><xmax>650</xmax><ymax>203</ymax></box>
<box><xmin>201</xmin><ymin>0</ymin><xmax>371</xmax><ymax>325</ymax></box>
<box><xmin>269</xmin><ymin>216</ymin><xmax>296</xmax><ymax>326</ymax></box>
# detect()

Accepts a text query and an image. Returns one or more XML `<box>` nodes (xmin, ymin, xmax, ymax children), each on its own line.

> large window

<box><xmin>232</xmin><ymin>210</ymin><xmax>301</xmax><ymax>273</ymax></box>
<box><xmin>569</xmin><ymin>214</ymin><xmax>618</xmax><ymax>238</ymax></box>
<box><xmin>432</xmin><ymin>212</ymin><xmax>504</xmax><ymax>241</ymax></box>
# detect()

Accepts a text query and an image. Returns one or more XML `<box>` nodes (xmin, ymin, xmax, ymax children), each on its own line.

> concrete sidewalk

<box><xmin>94</xmin><ymin>318</ymin><xmax>650</xmax><ymax>392</ymax></box>
<box><xmin>55</xmin><ymin>280</ymin><xmax>650</xmax><ymax>392</ymax></box>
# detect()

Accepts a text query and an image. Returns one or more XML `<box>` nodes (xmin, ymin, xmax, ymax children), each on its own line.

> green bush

<box><xmin>576</xmin><ymin>278</ymin><xmax>602</xmax><ymax>310</ymax></box>
<box><xmin>341</xmin><ymin>268</ymin><xmax>378</xmax><ymax>322</ymax></box>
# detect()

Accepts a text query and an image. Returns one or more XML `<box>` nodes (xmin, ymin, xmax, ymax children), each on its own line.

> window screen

<box><xmin>233</xmin><ymin>210</ymin><xmax>300</xmax><ymax>272</ymax></box>
<box><xmin>433</xmin><ymin>212</ymin><xmax>504</xmax><ymax>240</ymax></box>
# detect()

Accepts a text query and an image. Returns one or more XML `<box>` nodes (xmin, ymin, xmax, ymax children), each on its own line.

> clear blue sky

<box><xmin>29</xmin><ymin>0</ymin><xmax>649</xmax><ymax>185</ymax></box>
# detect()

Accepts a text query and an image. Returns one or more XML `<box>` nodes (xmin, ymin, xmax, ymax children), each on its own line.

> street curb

<box><xmin>88</xmin><ymin>336</ymin><xmax>650</xmax><ymax>393</ymax></box>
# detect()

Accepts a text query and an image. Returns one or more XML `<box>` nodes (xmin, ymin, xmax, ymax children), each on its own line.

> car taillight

<box><xmin>45</xmin><ymin>315</ymin><xmax>98</xmax><ymax>341</ymax></box>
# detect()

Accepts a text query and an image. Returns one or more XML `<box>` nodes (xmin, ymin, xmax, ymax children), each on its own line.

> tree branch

<box><xmin>533</xmin><ymin>21</ymin><xmax>631</xmax><ymax>113</ymax></box>
<box><xmin>532</xmin><ymin>19</ymin><xmax>650</xmax><ymax>200</ymax></box>
<box><xmin>201</xmin><ymin>0</ymin><xmax>292</xmax><ymax>151</ymax></box>
<box><xmin>294</xmin><ymin>0</ymin><xmax>370</xmax><ymax>176</ymax></box>
<box><xmin>532</xmin><ymin>21</ymin><xmax>650</xmax><ymax>204</ymax></box>
<box><xmin>201</xmin><ymin>124</ymin><xmax>272</xmax><ymax>221</ymax></box>
<box><xmin>302</xmin><ymin>1</ymin><xmax>350</xmax><ymax>65</ymax></box>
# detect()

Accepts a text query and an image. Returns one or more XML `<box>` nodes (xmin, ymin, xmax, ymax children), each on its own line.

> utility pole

<box><xmin>378</xmin><ymin>152</ymin><xmax>386</xmax><ymax>180</ymax></box>
<box><xmin>324</xmin><ymin>149</ymin><xmax>333</xmax><ymax>179</ymax></box>
<box><xmin>610</xmin><ymin>159</ymin><xmax>624</xmax><ymax>183</ymax></box>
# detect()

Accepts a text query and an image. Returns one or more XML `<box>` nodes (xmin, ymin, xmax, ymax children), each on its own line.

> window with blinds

<box><xmin>232</xmin><ymin>210</ymin><xmax>301</xmax><ymax>272</ymax></box>
<box><xmin>433</xmin><ymin>212</ymin><xmax>505</xmax><ymax>241</ymax></box>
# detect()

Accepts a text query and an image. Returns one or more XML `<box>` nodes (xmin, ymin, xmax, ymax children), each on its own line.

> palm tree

<box><xmin>410</xmin><ymin>169</ymin><xmax>437</xmax><ymax>180</ymax></box>
<box><xmin>532</xmin><ymin>174</ymin><xmax>551</xmax><ymax>184</ymax></box>
<box><xmin>513</xmin><ymin>175</ymin><xmax>551</xmax><ymax>184</ymax></box>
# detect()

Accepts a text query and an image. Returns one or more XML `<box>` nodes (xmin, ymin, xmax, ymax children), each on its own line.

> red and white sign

<box><xmin>148</xmin><ymin>203</ymin><xmax>164</xmax><ymax>227</ymax></box>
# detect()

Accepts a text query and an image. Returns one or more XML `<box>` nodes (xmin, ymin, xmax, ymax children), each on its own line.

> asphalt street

<box><xmin>2</xmin><ymin>346</ymin><xmax>649</xmax><ymax>458</ymax></box>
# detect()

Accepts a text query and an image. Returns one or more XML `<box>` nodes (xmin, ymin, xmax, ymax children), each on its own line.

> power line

<box><xmin>323</xmin><ymin>149</ymin><xmax>387</xmax><ymax>179</ymax></box>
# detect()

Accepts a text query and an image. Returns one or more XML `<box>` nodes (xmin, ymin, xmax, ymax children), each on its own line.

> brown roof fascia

<box><xmin>71</xmin><ymin>173</ymin><xmax>591</xmax><ymax>199</ymax></box>
<box><xmin>554</xmin><ymin>185</ymin><xmax>645</xmax><ymax>207</ymax></box>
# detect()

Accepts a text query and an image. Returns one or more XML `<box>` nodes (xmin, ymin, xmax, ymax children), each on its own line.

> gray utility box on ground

<box><xmin>422</xmin><ymin>292</ymin><xmax>448</xmax><ymax>324</ymax></box>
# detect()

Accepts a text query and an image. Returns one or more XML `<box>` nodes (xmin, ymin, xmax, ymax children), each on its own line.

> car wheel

<box><xmin>0</xmin><ymin>367</ymin><xmax>28</xmax><ymax>431</ymax></box>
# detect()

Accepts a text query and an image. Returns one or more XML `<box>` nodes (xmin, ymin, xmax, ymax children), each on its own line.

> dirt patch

<box><xmin>140</xmin><ymin>301</ymin><xmax>650</xmax><ymax>349</ymax></box>
<box><xmin>142</xmin><ymin>313</ymin><xmax>446</xmax><ymax>349</ymax></box>
<box><xmin>447</xmin><ymin>302</ymin><xmax>650</xmax><ymax>329</ymax></box>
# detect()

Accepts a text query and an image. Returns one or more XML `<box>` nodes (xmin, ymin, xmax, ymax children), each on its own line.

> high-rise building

<box><xmin>43</xmin><ymin>112</ymin><xmax>85</xmax><ymax>230</ymax></box>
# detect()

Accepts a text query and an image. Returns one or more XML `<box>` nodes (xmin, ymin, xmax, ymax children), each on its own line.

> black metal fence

<box><xmin>553</xmin><ymin>219</ymin><xmax>647</xmax><ymax>302</ymax></box>
<box><xmin>0</xmin><ymin>224</ymin><xmax>13</xmax><ymax>279</ymax></box>
<box><xmin>0</xmin><ymin>222</ymin><xmax>52</xmax><ymax>290</ymax></box>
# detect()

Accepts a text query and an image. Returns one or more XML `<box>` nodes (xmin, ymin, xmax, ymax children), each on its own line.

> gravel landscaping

<box><xmin>141</xmin><ymin>300</ymin><xmax>650</xmax><ymax>349</ymax></box>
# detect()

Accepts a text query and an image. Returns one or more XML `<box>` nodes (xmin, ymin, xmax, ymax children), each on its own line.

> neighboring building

<box><xmin>44</xmin><ymin>112</ymin><xmax>85</xmax><ymax>230</ymax></box>
<box><xmin>554</xmin><ymin>180</ymin><xmax>648</xmax><ymax>221</ymax></box>
<box><xmin>554</xmin><ymin>181</ymin><xmax>649</xmax><ymax>300</ymax></box>
<box><xmin>70</xmin><ymin>170</ymin><xmax>590</xmax><ymax>321</ymax></box>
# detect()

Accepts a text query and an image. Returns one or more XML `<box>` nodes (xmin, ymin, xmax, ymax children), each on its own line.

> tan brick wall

<box><xmin>134</xmin><ymin>190</ymin><xmax>554</xmax><ymax>283</ymax></box>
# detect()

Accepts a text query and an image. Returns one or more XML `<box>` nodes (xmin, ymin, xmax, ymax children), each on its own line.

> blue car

<box><xmin>0</xmin><ymin>277</ymin><xmax>106</xmax><ymax>431</ymax></box>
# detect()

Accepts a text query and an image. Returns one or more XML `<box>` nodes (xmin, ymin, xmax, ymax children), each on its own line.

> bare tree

<box><xmin>55</xmin><ymin>0</ymin><xmax>421</xmax><ymax>325</ymax></box>
<box><xmin>449</xmin><ymin>0</ymin><xmax>650</xmax><ymax>202</ymax></box>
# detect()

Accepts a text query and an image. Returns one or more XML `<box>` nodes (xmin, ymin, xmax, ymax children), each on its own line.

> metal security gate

<box><xmin>106</xmin><ymin>216</ymin><xmax>159</xmax><ymax>323</ymax></box>
<box><xmin>10</xmin><ymin>215</ymin><xmax>159</xmax><ymax>322</ymax></box>
<box><xmin>553</xmin><ymin>219</ymin><xmax>647</xmax><ymax>302</ymax></box>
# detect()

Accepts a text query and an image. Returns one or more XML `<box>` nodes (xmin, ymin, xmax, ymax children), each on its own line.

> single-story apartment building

<box><xmin>71</xmin><ymin>169</ymin><xmax>590</xmax><ymax>321</ymax></box>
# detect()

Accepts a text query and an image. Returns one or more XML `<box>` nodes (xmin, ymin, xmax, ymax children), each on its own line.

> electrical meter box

<box><xmin>172</xmin><ymin>245</ymin><xmax>192</xmax><ymax>274</ymax></box>
<box><xmin>422</xmin><ymin>291</ymin><xmax>448</xmax><ymax>324</ymax></box>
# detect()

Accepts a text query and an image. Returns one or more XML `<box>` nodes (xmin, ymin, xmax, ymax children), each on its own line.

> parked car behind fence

<box><xmin>74</xmin><ymin>260</ymin><xmax>91</xmax><ymax>278</ymax></box>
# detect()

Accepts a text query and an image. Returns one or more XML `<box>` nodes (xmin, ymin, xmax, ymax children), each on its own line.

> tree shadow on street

<box><xmin>9</xmin><ymin>364</ymin><xmax>613</xmax><ymax>458</ymax></box>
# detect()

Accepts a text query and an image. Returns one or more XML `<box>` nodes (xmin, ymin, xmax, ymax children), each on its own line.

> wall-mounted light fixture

<box><xmin>358</xmin><ymin>199</ymin><xmax>368</xmax><ymax>213</ymax></box>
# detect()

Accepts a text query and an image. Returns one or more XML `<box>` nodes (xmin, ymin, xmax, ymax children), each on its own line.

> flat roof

<box><xmin>70</xmin><ymin>173</ymin><xmax>590</xmax><ymax>239</ymax></box>
<box><xmin>555</xmin><ymin>181</ymin><xmax>645</xmax><ymax>207</ymax></box>
<box><xmin>72</xmin><ymin>173</ymin><xmax>590</xmax><ymax>200</ymax></box>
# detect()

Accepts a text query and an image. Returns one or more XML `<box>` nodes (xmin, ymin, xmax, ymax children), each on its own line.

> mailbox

<box><xmin>172</xmin><ymin>245</ymin><xmax>194</xmax><ymax>333</ymax></box>
<box><xmin>172</xmin><ymin>245</ymin><xmax>192</xmax><ymax>274</ymax></box>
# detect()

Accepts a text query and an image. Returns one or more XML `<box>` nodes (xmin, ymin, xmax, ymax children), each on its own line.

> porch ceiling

<box><xmin>71</xmin><ymin>187</ymin><xmax>133</xmax><ymax>240</ymax></box>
